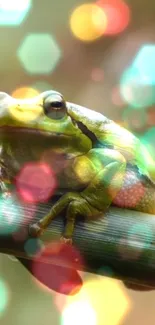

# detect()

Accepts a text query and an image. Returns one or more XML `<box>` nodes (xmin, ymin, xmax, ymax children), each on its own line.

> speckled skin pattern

<box><xmin>113</xmin><ymin>167</ymin><xmax>155</xmax><ymax>214</ymax></box>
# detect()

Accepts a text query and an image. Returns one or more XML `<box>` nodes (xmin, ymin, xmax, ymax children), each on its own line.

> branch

<box><xmin>1</xmin><ymin>194</ymin><xmax>155</xmax><ymax>290</ymax></box>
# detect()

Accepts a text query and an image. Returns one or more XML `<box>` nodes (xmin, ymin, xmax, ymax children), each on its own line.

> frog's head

<box><xmin>0</xmin><ymin>90</ymin><xmax>78</xmax><ymax>136</ymax></box>
<box><xmin>0</xmin><ymin>90</ymin><xmax>92</xmax><ymax>154</ymax></box>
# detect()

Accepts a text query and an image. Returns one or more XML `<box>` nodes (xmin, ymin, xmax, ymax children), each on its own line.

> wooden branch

<box><xmin>1</xmin><ymin>194</ymin><xmax>155</xmax><ymax>289</ymax></box>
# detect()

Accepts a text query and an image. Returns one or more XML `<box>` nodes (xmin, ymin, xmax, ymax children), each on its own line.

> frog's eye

<box><xmin>43</xmin><ymin>94</ymin><xmax>67</xmax><ymax>120</ymax></box>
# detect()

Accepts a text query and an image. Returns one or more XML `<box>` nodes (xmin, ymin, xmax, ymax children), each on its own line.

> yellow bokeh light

<box><xmin>63</xmin><ymin>277</ymin><xmax>131</xmax><ymax>325</ymax></box>
<box><xmin>9</xmin><ymin>87</ymin><xmax>42</xmax><ymax>123</ymax></box>
<box><xmin>11</xmin><ymin>86</ymin><xmax>39</xmax><ymax>99</ymax></box>
<box><xmin>62</xmin><ymin>299</ymin><xmax>97</xmax><ymax>325</ymax></box>
<box><xmin>70</xmin><ymin>3</ymin><xmax>107</xmax><ymax>42</ymax></box>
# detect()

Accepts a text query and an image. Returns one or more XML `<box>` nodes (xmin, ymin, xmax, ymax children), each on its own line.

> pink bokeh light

<box><xmin>15</xmin><ymin>162</ymin><xmax>57</xmax><ymax>203</ymax></box>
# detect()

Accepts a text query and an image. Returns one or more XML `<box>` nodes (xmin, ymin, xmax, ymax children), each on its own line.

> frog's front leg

<box><xmin>29</xmin><ymin>149</ymin><xmax>126</xmax><ymax>243</ymax></box>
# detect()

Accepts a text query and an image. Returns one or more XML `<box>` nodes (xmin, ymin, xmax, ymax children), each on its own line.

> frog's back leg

<box><xmin>86</xmin><ymin>148</ymin><xmax>155</xmax><ymax>215</ymax></box>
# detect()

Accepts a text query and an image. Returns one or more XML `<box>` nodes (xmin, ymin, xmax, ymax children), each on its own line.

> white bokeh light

<box><xmin>0</xmin><ymin>0</ymin><xmax>30</xmax><ymax>11</ymax></box>
<box><xmin>62</xmin><ymin>300</ymin><xmax>97</xmax><ymax>325</ymax></box>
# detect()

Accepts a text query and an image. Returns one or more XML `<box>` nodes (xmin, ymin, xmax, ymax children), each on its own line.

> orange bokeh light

<box><xmin>11</xmin><ymin>86</ymin><xmax>39</xmax><ymax>99</ymax></box>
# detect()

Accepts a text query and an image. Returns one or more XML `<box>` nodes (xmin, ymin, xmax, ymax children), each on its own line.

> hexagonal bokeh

<box><xmin>132</xmin><ymin>44</ymin><xmax>155</xmax><ymax>85</ymax></box>
<box><xmin>0</xmin><ymin>0</ymin><xmax>32</xmax><ymax>26</ymax></box>
<box><xmin>120</xmin><ymin>65</ymin><xmax>155</xmax><ymax>108</ymax></box>
<box><xmin>17</xmin><ymin>33</ymin><xmax>62</xmax><ymax>75</ymax></box>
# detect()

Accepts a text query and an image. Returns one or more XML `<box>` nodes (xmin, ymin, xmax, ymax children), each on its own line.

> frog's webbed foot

<box><xmin>28</xmin><ymin>223</ymin><xmax>70</xmax><ymax>242</ymax></box>
<box><xmin>29</xmin><ymin>222</ymin><xmax>43</xmax><ymax>237</ymax></box>
<box><xmin>2</xmin><ymin>191</ymin><xmax>12</xmax><ymax>198</ymax></box>
<box><xmin>29</xmin><ymin>191</ymin><xmax>99</xmax><ymax>243</ymax></box>
<box><xmin>60</xmin><ymin>237</ymin><xmax>73</xmax><ymax>245</ymax></box>
<box><xmin>29</xmin><ymin>225</ymin><xmax>73</xmax><ymax>245</ymax></box>
<box><xmin>0</xmin><ymin>184</ymin><xmax>12</xmax><ymax>201</ymax></box>
<box><xmin>29</xmin><ymin>192</ymin><xmax>88</xmax><ymax>242</ymax></box>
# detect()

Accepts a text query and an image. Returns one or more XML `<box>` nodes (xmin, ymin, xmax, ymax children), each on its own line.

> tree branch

<box><xmin>1</xmin><ymin>194</ymin><xmax>155</xmax><ymax>289</ymax></box>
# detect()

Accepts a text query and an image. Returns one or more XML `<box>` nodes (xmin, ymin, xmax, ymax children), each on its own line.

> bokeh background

<box><xmin>0</xmin><ymin>0</ymin><xmax>155</xmax><ymax>324</ymax></box>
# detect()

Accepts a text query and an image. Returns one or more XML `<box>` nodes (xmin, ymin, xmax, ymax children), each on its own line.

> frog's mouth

<box><xmin>0</xmin><ymin>125</ymin><xmax>74</xmax><ymax>178</ymax></box>
<box><xmin>0</xmin><ymin>125</ymin><xmax>70</xmax><ymax>139</ymax></box>
<box><xmin>0</xmin><ymin>125</ymin><xmax>73</xmax><ymax>156</ymax></box>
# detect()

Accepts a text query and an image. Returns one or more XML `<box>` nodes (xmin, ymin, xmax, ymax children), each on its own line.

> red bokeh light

<box><xmin>97</xmin><ymin>0</ymin><xmax>130</xmax><ymax>35</ymax></box>
<box><xmin>32</xmin><ymin>241</ymin><xmax>84</xmax><ymax>295</ymax></box>
<box><xmin>15</xmin><ymin>162</ymin><xmax>57</xmax><ymax>203</ymax></box>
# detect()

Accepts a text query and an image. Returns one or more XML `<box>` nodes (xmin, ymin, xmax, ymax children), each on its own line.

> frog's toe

<box><xmin>2</xmin><ymin>191</ymin><xmax>12</xmax><ymax>199</ymax></box>
<box><xmin>60</xmin><ymin>237</ymin><xmax>73</xmax><ymax>245</ymax></box>
<box><xmin>29</xmin><ymin>223</ymin><xmax>43</xmax><ymax>237</ymax></box>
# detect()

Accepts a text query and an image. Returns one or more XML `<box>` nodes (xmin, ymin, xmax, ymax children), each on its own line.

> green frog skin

<box><xmin>0</xmin><ymin>90</ymin><xmax>155</xmax><ymax>244</ymax></box>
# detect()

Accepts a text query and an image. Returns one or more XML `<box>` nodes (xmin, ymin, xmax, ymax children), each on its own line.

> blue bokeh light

<box><xmin>132</xmin><ymin>44</ymin><xmax>155</xmax><ymax>85</ymax></box>
<box><xmin>0</xmin><ymin>0</ymin><xmax>32</xmax><ymax>26</ymax></box>
<box><xmin>120</xmin><ymin>65</ymin><xmax>155</xmax><ymax>108</ymax></box>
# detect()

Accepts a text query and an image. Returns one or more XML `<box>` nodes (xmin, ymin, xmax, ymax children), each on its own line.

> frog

<box><xmin>0</xmin><ymin>89</ymin><xmax>155</xmax><ymax>246</ymax></box>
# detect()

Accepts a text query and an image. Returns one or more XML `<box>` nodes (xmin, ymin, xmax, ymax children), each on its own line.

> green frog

<box><xmin>0</xmin><ymin>90</ymin><xmax>155</xmax><ymax>245</ymax></box>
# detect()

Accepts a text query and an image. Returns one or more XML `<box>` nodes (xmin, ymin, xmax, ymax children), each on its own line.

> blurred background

<box><xmin>0</xmin><ymin>0</ymin><xmax>155</xmax><ymax>324</ymax></box>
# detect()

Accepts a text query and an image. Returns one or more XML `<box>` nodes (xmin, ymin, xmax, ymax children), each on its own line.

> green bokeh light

<box><xmin>120</xmin><ymin>65</ymin><xmax>155</xmax><ymax>109</ymax></box>
<box><xmin>17</xmin><ymin>33</ymin><xmax>62</xmax><ymax>75</ymax></box>
<box><xmin>0</xmin><ymin>0</ymin><xmax>32</xmax><ymax>26</ymax></box>
<box><xmin>97</xmin><ymin>265</ymin><xmax>113</xmax><ymax>277</ymax></box>
<box><xmin>24</xmin><ymin>238</ymin><xmax>44</xmax><ymax>257</ymax></box>
<box><xmin>0</xmin><ymin>279</ymin><xmax>9</xmax><ymax>315</ymax></box>
<box><xmin>0</xmin><ymin>194</ymin><xmax>22</xmax><ymax>235</ymax></box>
